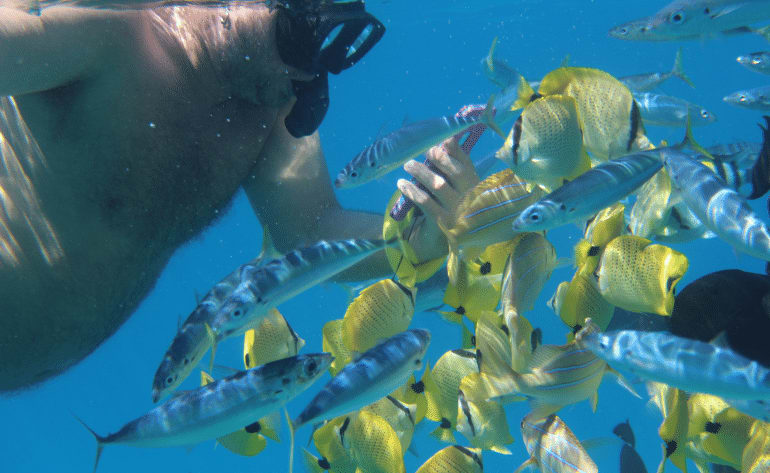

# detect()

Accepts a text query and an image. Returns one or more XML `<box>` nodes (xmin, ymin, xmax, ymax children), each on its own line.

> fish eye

<box><xmin>740</xmin><ymin>95</ymin><xmax>747</xmax><ymax>102</ymax></box>
<box><xmin>599</xmin><ymin>339</ymin><xmax>609</xmax><ymax>350</ymax></box>
<box><xmin>669</xmin><ymin>11</ymin><xmax>685</xmax><ymax>24</ymax></box>
<box><xmin>753</xmin><ymin>57</ymin><xmax>762</xmax><ymax>65</ymax></box>
<box><xmin>350</xmin><ymin>171</ymin><xmax>358</xmax><ymax>178</ymax></box>
<box><xmin>305</xmin><ymin>359</ymin><xmax>318</xmax><ymax>375</ymax></box>
<box><xmin>529</xmin><ymin>212</ymin><xmax>540</xmax><ymax>221</ymax></box>
<box><xmin>165</xmin><ymin>376</ymin><xmax>175</xmax><ymax>386</ymax></box>
<box><xmin>700</xmin><ymin>110</ymin><xmax>709</xmax><ymax>118</ymax></box>
<box><xmin>232</xmin><ymin>309</ymin><xmax>242</xmax><ymax>317</ymax></box>
<box><xmin>703</xmin><ymin>7</ymin><xmax>710</xmax><ymax>14</ymax></box>
<box><xmin>617</xmin><ymin>27</ymin><xmax>628</xmax><ymax>35</ymax></box>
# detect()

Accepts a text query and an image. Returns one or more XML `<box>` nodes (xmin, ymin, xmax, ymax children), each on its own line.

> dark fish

<box><xmin>749</xmin><ymin>116</ymin><xmax>770</xmax><ymax>199</ymax></box>
<box><xmin>670</xmin><ymin>269</ymin><xmax>770</xmax><ymax>367</ymax></box>
<box><xmin>613</xmin><ymin>419</ymin><xmax>636</xmax><ymax>447</ymax></box>
<box><xmin>620</xmin><ymin>444</ymin><xmax>648</xmax><ymax>473</ymax></box>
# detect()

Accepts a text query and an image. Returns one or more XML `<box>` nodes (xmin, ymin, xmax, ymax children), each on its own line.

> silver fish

<box><xmin>335</xmin><ymin>101</ymin><xmax>498</xmax><ymax>189</ymax></box>
<box><xmin>576</xmin><ymin>321</ymin><xmax>770</xmax><ymax>401</ymax></box>
<box><xmin>292</xmin><ymin>329</ymin><xmax>431</xmax><ymax>429</ymax></box>
<box><xmin>697</xmin><ymin>142</ymin><xmax>762</xmax><ymax>198</ymax></box>
<box><xmin>512</xmin><ymin>153</ymin><xmax>662</xmax><ymax>232</ymax></box>
<box><xmin>620</xmin><ymin>48</ymin><xmax>694</xmax><ymax>92</ymax></box>
<box><xmin>482</xmin><ymin>36</ymin><xmax>522</xmax><ymax>88</ymax></box>
<box><xmin>609</xmin><ymin>0</ymin><xmax>770</xmax><ymax>41</ymax></box>
<box><xmin>152</xmin><ymin>260</ymin><xmax>255</xmax><ymax>402</ymax></box>
<box><xmin>81</xmin><ymin>354</ymin><xmax>332</xmax><ymax>472</ymax></box>
<box><xmin>663</xmin><ymin>148</ymin><xmax>770</xmax><ymax>260</ymax></box>
<box><xmin>634</xmin><ymin>92</ymin><xmax>716</xmax><ymax>127</ymax></box>
<box><xmin>517</xmin><ymin>414</ymin><xmax>598</xmax><ymax>473</ymax></box>
<box><xmin>737</xmin><ymin>51</ymin><xmax>770</xmax><ymax>75</ymax></box>
<box><xmin>724</xmin><ymin>85</ymin><xmax>770</xmax><ymax>111</ymax></box>
<box><xmin>211</xmin><ymin>238</ymin><xmax>396</xmax><ymax>341</ymax></box>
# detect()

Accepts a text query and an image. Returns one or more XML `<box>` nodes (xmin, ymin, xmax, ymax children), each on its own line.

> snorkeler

<box><xmin>0</xmin><ymin>0</ymin><xmax>475</xmax><ymax>392</ymax></box>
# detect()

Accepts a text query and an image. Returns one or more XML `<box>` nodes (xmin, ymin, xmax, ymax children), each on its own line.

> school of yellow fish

<box><xmin>198</xmin><ymin>64</ymin><xmax>770</xmax><ymax>473</ymax></box>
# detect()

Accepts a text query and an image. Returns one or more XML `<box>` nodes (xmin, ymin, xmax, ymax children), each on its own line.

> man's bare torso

<box><xmin>0</xmin><ymin>4</ymin><xmax>296</xmax><ymax>389</ymax></box>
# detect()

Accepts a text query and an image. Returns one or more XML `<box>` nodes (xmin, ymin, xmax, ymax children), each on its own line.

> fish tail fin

<box><xmin>205</xmin><ymin>322</ymin><xmax>218</xmax><ymax>374</ymax></box>
<box><xmin>754</xmin><ymin>25</ymin><xmax>770</xmax><ymax>43</ymax></box>
<box><xmin>679</xmin><ymin>115</ymin><xmax>711</xmax><ymax>159</ymax></box>
<box><xmin>285</xmin><ymin>407</ymin><xmax>296</xmax><ymax>473</ymax></box>
<box><xmin>485</xmin><ymin>36</ymin><xmax>498</xmax><ymax>72</ymax></box>
<box><xmin>482</xmin><ymin>94</ymin><xmax>506</xmax><ymax>138</ymax></box>
<box><xmin>672</xmin><ymin>47</ymin><xmax>694</xmax><ymax>88</ymax></box>
<box><xmin>513</xmin><ymin>457</ymin><xmax>537</xmax><ymax>473</ymax></box>
<box><xmin>73</xmin><ymin>413</ymin><xmax>106</xmax><ymax>473</ymax></box>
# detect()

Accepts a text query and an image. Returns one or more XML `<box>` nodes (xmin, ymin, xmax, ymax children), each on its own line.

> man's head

<box><xmin>274</xmin><ymin>0</ymin><xmax>385</xmax><ymax>137</ymax></box>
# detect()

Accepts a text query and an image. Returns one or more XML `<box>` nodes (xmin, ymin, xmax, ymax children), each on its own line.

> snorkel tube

<box><xmin>275</xmin><ymin>0</ymin><xmax>385</xmax><ymax>137</ymax></box>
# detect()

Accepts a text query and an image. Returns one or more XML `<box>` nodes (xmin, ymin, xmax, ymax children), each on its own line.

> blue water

<box><xmin>2</xmin><ymin>1</ymin><xmax>768</xmax><ymax>472</ymax></box>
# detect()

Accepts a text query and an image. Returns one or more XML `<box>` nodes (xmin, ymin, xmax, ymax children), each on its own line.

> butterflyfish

<box><xmin>342</xmin><ymin>410</ymin><xmax>406</xmax><ymax>473</ymax></box>
<box><xmin>594</xmin><ymin>235</ymin><xmax>688</xmax><ymax>316</ymax></box>
<box><xmin>456</xmin><ymin>385</ymin><xmax>516</xmax><ymax>454</ymax></box>
<box><xmin>243</xmin><ymin>308</ymin><xmax>305</xmax><ymax>369</ymax></box>
<box><xmin>423</xmin><ymin>349</ymin><xmax>479</xmax><ymax>442</ymax></box>
<box><xmin>342</xmin><ymin>279</ymin><xmax>415</xmax><ymax>353</ymax></box>
<box><xmin>323</xmin><ymin>319</ymin><xmax>353</xmax><ymax>376</ymax></box>
<box><xmin>415</xmin><ymin>445</ymin><xmax>483</xmax><ymax>473</ymax></box>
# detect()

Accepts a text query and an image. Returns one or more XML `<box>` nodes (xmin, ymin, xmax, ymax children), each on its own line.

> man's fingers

<box><xmin>404</xmin><ymin>160</ymin><xmax>460</xmax><ymax>209</ymax></box>
<box><xmin>397</xmin><ymin>179</ymin><xmax>445</xmax><ymax>223</ymax></box>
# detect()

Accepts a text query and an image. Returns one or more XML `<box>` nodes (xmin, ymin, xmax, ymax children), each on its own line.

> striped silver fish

<box><xmin>663</xmin><ymin>148</ymin><xmax>770</xmax><ymax>260</ymax></box>
<box><xmin>576</xmin><ymin>321</ymin><xmax>770</xmax><ymax>401</ymax></box>
<box><xmin>211</xmin><ymin>238</ymin><xmax>396</xmax><ymax>341</ymax></box>
<box><xmin>698</xmin><ymin>141</ymin><xmax>762</xmax><ymax>199</ymax></box>
<box><xmin>634</xmin><ymin>92</ymin><xmax>716</xmax><ymax>128</ymax></box>
<box><xmin>81</xmin><ymin>354</ymin><xmax>332</xmax><ymax>472</ymax></box>
<box><xmin>737</xmin><ymin>51</ymin><xmax>770</xmax><ymax>75</ymax></box>
<box><xmin>609</xmin><ymin>0</ymin><xmax>770</xmax><ymax>41</ymax></box>
<box><xmin>335</xmin><ymin>100</ymin><xmax>498</xmax><ymax>189</ymax></box>
<box><xmin>620</xmin><ymin>48</ymin><xmax>693</xmax><ymax>92</ymax></box>
<box><xmin>724</xmin><ymin>85</ymin><xmax>770</xmax><ymax>111</ymax></box>
<box><xmin>513</xmin><ymin>153</ymin><xmax>662</xmax><ymax>232</ymax></box>
<box><xmin>516</xmin><ymin>414</ymin><xmax>598</xmax><ymax>473</ymax></box>
<box><xmin>292</xmin><ymin>329</ymin><xmax>431</xmax><ymax>429</ymax></box>
<box><xmin>152</xmin><ymin>260</ymin><xmax>254</xmax><ymax>402</ymax></box>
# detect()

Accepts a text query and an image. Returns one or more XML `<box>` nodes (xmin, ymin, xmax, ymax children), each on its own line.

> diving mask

<box><xmin>276</xmin><ymin>0</ymin><xmax>385</xmax><ymax>137</ymax></box>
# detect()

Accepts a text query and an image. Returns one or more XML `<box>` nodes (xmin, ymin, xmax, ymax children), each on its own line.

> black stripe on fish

<box><xmin>500</xmin><ymin>324</ymin><xmax>510</xmax><ymax>336</ymax></box>
<box><xmin>338</xmin><ymin>416</ymin><xmax>351</xmax><ymax>445</ymax></box>
<box><xmin>512</xmin><ymin>116</ymin><xmax>523</xmax><ymax>165</ymax></box>
<box><xmin>455</xmin><ymin>306</ymin><xmax>466</xmax><ymax>315</ymax></box>
<box><xmin>318</xmin><ymin>457</ymin><xmax>331</xmax><ymax>470</ymax></box>
<box><xmin>670</xmin><ymin>207</ymin><xmax>690</xmax><ymax>230</ymax></box>
<box><xmin>440</xmin><ymin>418</ymin><xmax>452</xmax><ymax>429</ymax></box>
<box><xmin>588</xmin><ymin>246</ymin><xmax>601</xmax><ymax>257</ymax></box>
<box><xmin>749</xmin><ymin>116</ymin><xmax>770</xmax><ymax>199</ymax></box>
<box><xmin>451</xmin><ymin>349</ymin><xmax>478</xmax><ymax>360</ymax></box>
<box><xmin>385</xmin><ymin>395</ymin><xmax>415</xmax><ymax>425</ymax></box>
<box><xmin>475</xmin><ymin>349</ymin><xmax>483</xmax><ymax>372</ymax></box>
<box><xmin>393</xmin><ymin>279</ymin><xmax>416</xmax><ymax>306</ymax></box>
<box><xmin>285</xmin><ymin>251</ymin><xmax>303</xmax><ymax>268</ymax></box>
<box><xmin>572</xmin><ymin>324</ymin><xmax>583</xmax><ymax>335</ymax></box>
<box><xmin>411</xmin><ymin>380</ymin><xmax>425</xmax><ymax>393</ymax></box>
<box><xmin>531</xmin><ymin>328</ymin><xmax>543</xmax><ymax>353</ymax></box>
<box><xmin>714</xmin><ymin>156</ymin><xmax>729</xmax><ymax>183</ymax></box>
<box><xmin>458</xmin><ymin>390</ymin><xmax>476</xmax><ymax>437</ymax></box>
<box><xmin>666</xmin><ymin>276</ymin><xmax>677</xmax><ymax>293</ymax></box>
<box><xmin>452</xmin><ymin>445</ymin><xmax>484</xmax><ymax>470</ymax></box>
<box><xmin>627</xmin><ymin>100</ymin><xmax>642</xmax><ymax>151</ymax></box>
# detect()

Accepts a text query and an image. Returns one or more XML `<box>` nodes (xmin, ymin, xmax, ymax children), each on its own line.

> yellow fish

<box><xmin>498</xmin><ymin>94</ymin><xmax>592</xmax><ymax>191</ymax></box>
<box><xmin>685</xmin><ymin>394</ymin><xmax>754</xmax><ymax>472</ymax></box>
<box><xmin>647</xmin><ymin>382</ymin><xmax>690</xmax><ymax>473</ymax></box>
<box><xmin>474</xmin><ymin>311</ymin><xmax>515</xmax><ymax>379</ymax></box>
<box><xmin>302</xmin><ymin>448</ymin><xmax>331</xmax><ymax>473</ymax></box>
<box><xmin>465</xmin><ymin>323</ymin><xmax>614</xmax><ymax>420</ymax></box>
<box><xmin>199</xmin><ymin>371</ymin><xmax>280</xmax><ymax>456</ymax></box>
<box><xmin>577</xmin><ymin>203</ymin><xmax>626</xmax><ymax>274</ymax></box>
<box><xmin>343</xmin><ymin>410</ymin><xmax>406</xmax><ymax>473</ymax></box>
<box><xmin>342</xmin><ymin>279</ymin><xmax>415</xmax><ymax>353</ymax></box>
<box><xmin>442</xmin><ymin>270</ymin><xmax>500</xmax><ymax>325</ymax></box>
<box><xmin>390</xmin><ymin>372</ymin><xmax>428</xmax><ymax>424</ymax></box>
<box><xmin>742</xmin><ymin>420</ymin><xmax>770</xmax><ymax>473</ymax></box>
<box><xmin>549</xmin><ymin>271</ymin><xmax>615</xmax><ymax>336</ymax></box>
<box><xmin>500</xmin><ymin>232</ymin><xmax>561</xmax><ymax>317</ymax></box>
<box><xmin>322</xmin><ymin>319</ymin><xmax>352</xmax><ymax>376</ymax></box>
<box><xmin>594</xmin><ymin>235</ymin><xmax>688</xmax><ymax>316</ymax></box>
<box><xmin>415</xmin><ymin>445</ymin><xmax>483</xmax><ymax>473</ymax></box>
<box><xmin>535</xmin><ymin>67</ymin><xmax>652</xmax><ymax>159</ymax></box>
<box><xmin>423</xmin><ymin>350</ymin><xmax>479</xmax><ymax>442</ymax></box>
<box><xmin>313</xmin><ymin>416</ymin><xmax>357</xmax><ymax>473</ymax></box>
<box><xmin>444</xmin><ymin>169</ymin><xmax>545</xmax><ymax>254</ymax></box>
<box><xmin>515</xmin><ymin>414</ymin><xmax>598</xmax><ymax>473</ymax></box>
<box><xmin>243</xmin><ymin>308</ymin><xmax>305</xmax><ymax>369</ymax></box>
<box><xmin>629</xmin><ymin>168</ymin><xmax>674</xmax><ymax>240</ymax></box>
<box><xmin>362</xmin><ymin>396</ymin><xmax>418</xmax><ymax>455</ymax></box>
<box><xmin>456</xmin><ymin>381</ymin><xmax>516</xmax><ymax>454</ymax></box>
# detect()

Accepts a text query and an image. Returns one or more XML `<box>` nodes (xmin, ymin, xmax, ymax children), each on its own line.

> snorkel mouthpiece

<box><xmin>276</xmin><ymin>0</ymin><xmax>385</xmax><ymax>137</ymax></box>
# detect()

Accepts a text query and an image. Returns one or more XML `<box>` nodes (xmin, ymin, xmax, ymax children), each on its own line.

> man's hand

<box><xmin>396</xmin><ymin>137</ymin><xmax>481</xmax><ymax>260</ymax></box>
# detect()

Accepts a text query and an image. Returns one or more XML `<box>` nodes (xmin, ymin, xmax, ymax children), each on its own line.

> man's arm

<box><xmin>0</xmin><ymin>6</ymin><xmax>129</xmax><ymax>96</ymax></box>
<box><xmin>243</xmin><ymin>103</ymin><xmax>392</xmax><ymax>281</ymax></box>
